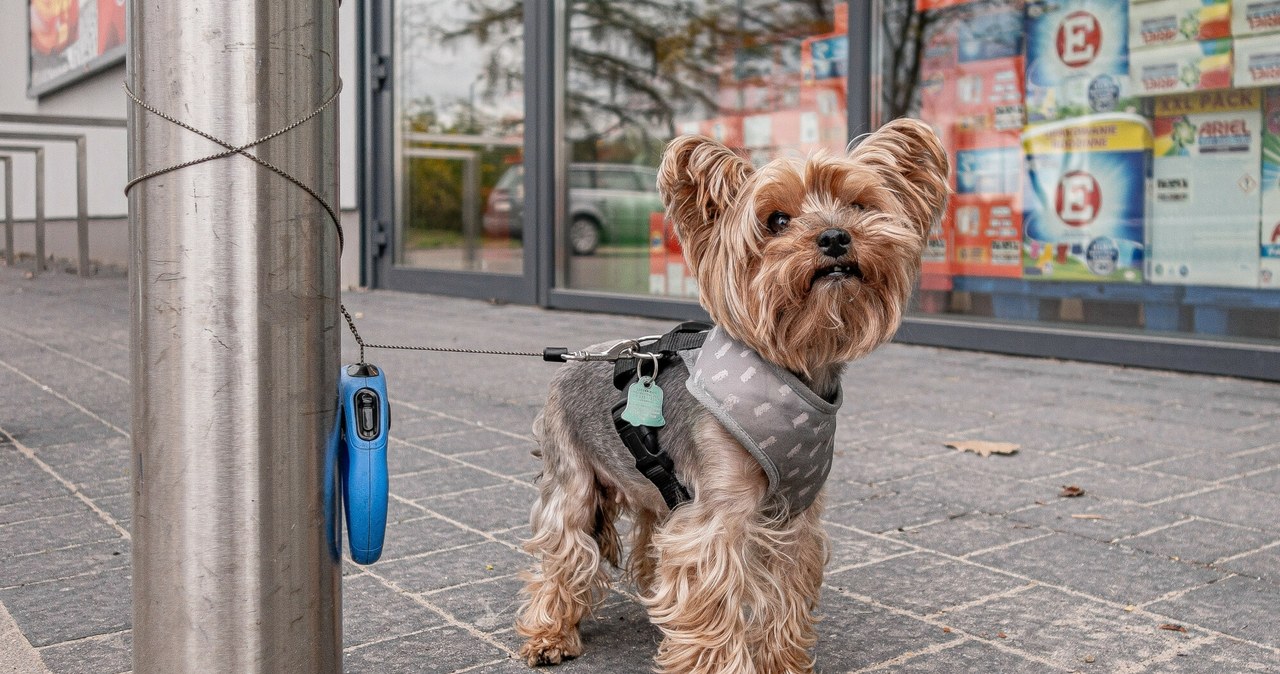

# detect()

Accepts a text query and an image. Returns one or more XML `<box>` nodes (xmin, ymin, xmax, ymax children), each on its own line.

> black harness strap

<box><xmin>611</xmin><ymin>321</ymin><xmax>711</xmax><ymax>511</ymax></box>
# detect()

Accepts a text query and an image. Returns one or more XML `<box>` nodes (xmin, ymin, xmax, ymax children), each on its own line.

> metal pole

<box><xmin>0</xmin><ymin>133</ymin><xmax>89</xmax><ymax>273</ymax></box>
<box><xmin>0</xmin><ymin>146</ymin><xmax>46</xmax><ymax>273</ymax></box>
<box><xmin>1</xmin><ymin>157</ymin><xmax>11</xmax><ymax>267</ymax></box>
<box><xmin>75</xmin><ymin>137</ymin><xmax>89</xmax><ymax>276</ymax></box>
<box><xmin>128</xmin><ymin>0</ymin><xmax>341</xmax><ymax>671</ymax></box>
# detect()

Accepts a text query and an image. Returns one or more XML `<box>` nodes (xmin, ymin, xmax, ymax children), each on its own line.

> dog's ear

<box><xmin>849</xmin><ymin>119</ymin><xmax>950</xmax><ymax>238</ymax></box>
<box><xmin>657</xmin><ymin>135</ymin><xmax>752</xmax><ymax>267</ymax></box>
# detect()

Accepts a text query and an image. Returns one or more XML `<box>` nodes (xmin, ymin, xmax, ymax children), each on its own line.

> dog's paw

<box><xmin>519</xmin><ymin>634</ymin><xmax>582</xmax><ymax>668</ymax></box>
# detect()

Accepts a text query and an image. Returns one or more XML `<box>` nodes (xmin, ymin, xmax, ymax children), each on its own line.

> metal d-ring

<box><xmin>637</xmin><ymin>351</ymin><xmax>661</xmax><ymax>385</ymax></box>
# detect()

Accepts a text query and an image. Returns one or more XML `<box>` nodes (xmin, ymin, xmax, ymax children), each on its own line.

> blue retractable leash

<box><xmin>337</xmin><ymin>362</ymin><xmax>390</xmax><ymax>564</ymax></box>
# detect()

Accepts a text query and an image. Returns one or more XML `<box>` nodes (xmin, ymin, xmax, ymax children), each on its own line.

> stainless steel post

<box><xmin>127</xmin><ymin>0</ymin><xmax>341</xmax><ymax>671</ymax></box>
<box><xmin>1</xmin><ymin>157</ymin><xmax>11</xmax><ymax>267</ymax></box>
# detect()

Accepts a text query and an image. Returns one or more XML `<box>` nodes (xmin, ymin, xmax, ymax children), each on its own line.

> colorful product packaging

<box><xmin>647</xmin><ymin>213</ymin><xmax>697</xmax><ymax>298</ymax></box>
<box><xmin>1022</xmin><ymin>114</ymin><xmax>1151</xmax><ymax>282</ymax></box>
<box><xmin>1025</xmin><ymin>0</ymin><xmax>1138</xmax><ymax>123</ymax></box>
<box><xmin>956</xmin><ymin>1</ymin><xmax>1025</xmax><ymax>63</ymax></box>
<box><xmin>956</xmin><ymin>130</ymin><xmax>1023</xmax><ymax>195</ymax></box>
<box><xmin>1129</xmin><ymin>0</ymin><xmax>1232</xmax><ymax>49</ymax></box>
<box><xmin>1261</xmin><ymin>88</ymin><xmax>1280</xmax><ymax>286</ymax></box>
<box><xmin>1129</xmin><ymin>38</ymin><xmax>1234</xmax><ymax>95</ymax></box>
<box><xmin>952</xmin><ymin>193</ymin><xmax>1025</xmax><ymax>276</ymax></box>
<box><xmin>1234</xmin><ymin>34</ymin><xmax>1280</xmax><ymax>88</ymax></box>
<box><xmin>1150</xmin><ymin>90</ymin><xmax>1263</xmax><ymax>287</ymax></box>
<box><xmin>1233</xmin><ymin>0</ymin><xmax>1280</xmax><ymax>35</ymax></box>
<box><xmin>956</xmin><ymin>56</ymin><xmax>1027</xmax><ymax>132</ymax></box>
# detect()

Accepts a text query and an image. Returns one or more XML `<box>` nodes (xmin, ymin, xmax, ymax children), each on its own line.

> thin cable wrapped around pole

<box><xmin>127</xmin><ymin>1</ymin><xmax>342</xmax><ymax>671</ymax></box>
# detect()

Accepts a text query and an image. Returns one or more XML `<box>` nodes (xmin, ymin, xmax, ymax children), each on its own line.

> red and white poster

<box><xmin>29</xmin><ymin>0</ymin><xmax>126</xmax><ymax>96</ymax></box>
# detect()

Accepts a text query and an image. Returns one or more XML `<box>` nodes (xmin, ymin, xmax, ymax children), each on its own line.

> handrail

<box><xmin>0</xmin><ymin>132</ymin><xmax>89</xmax><ymax>276</ymax></box>
<box><xmin>0</xmin><ymin>146</ymin><xmax>47</xmax><ymax>273</ymax></box>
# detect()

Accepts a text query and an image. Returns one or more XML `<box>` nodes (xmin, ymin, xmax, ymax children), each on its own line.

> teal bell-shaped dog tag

<box><xmin>621</xmin><ymin>377</ymin><xmax>666</xmax><ymax>427</ymax></box>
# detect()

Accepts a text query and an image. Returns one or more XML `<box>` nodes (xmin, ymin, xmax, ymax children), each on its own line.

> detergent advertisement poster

<box><xmin>1149</xmin><ymin>91</ymin><xmax>1263</xmax><ymax>288</ymax></box>
<box><xmin>29</xmin><ymin>0</ymin><xmax>126</xmax><ymax>96</ymax></box>
<box><xmin>1024</xmin><ymin>0</ymin><xmax>1138</xmax><ymax>123</ymax></box>
<box><xmin>1022</xmin><ymin>114</ymin><xmax>1151</xmax><ymax>282</ymax></box>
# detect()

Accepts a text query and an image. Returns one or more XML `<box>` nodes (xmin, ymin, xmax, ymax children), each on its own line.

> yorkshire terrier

<box><xmin>515</xmin><ymin>119</ymin><xmax>949</xmax><ymax>673</ymax></box>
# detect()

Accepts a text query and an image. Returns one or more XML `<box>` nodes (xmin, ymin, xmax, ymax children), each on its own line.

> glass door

<box><xmin>377</xmin><ymin>0</ymin><xmax>537</xmax><ymax>301</ymax></box>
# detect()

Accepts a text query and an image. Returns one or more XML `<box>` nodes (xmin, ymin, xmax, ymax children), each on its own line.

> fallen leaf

<box><xmin>485</xmin><ymin>564</ymin><xmax>494</xmax><ymax>571</ymax></box>
<box><xmin>942</xmin><ymin>627</ymin><xmax>952</xmax><ymax>633</ymax></box>
<box><xmin>1123</xmin><ymin>605</ymin><xmax>1136</xmax><ymax>612</ymax></box>
<box><xmin>945</xmin><ymin>440</ymin><xmax>1020</xmax><ymax>457</ymax></box>
<box><xmin>1071</xmin><ymin>514</ymin><xmax>1105</xmax><ymax>520</ymax></box>
<box><xmin>1060</xmin><ymin>485</ymin><xmax>1085</xmax><ymax>497</ymax></box>
<box><xmin>1084</xmin><ymin>654</ymin><xmax>1097</xmax><ymax>663</ymax></box>
<box><xmin>1159</xmin><ymin>623</ymin><xmax>1187</xmax><ymax>633</ymax></box>
<box><xmin>996</xmin><ymin>632</ymin><xmax>1007</xmax><ymax>638</ymax></box>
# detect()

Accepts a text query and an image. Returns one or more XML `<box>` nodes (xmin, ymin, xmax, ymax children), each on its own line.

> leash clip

<box><xmin>558</xmin><ymin>335</ymin><xmax>666</xmax><ymax>363</ymax></box>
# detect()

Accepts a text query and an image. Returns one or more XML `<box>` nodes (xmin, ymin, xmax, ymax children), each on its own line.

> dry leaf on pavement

<box><xmin>1060</xmin><ymin>485</ymin><xmax>1085</xmax><ymax>497</ymax></box>
<box><xmin>945</xmin><ymin>440</ymin><xmax>1020</xmax><ymax>457</ymax></box>
<box><xmin>1159</xmin><ymin>623</ymin><xmax>1187</xmax><ymax>633</ymax></box>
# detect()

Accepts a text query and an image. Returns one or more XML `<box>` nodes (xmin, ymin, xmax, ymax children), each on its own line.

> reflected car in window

<box><xmin>483</xmin><ymin>163</ymin><xmax>663</xmax><ymax>255</ymax></box>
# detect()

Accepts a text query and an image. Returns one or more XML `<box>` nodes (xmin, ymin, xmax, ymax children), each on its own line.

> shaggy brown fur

<box><xmin>515</xmin><ymin>118</ymin><xmax>949</xmax><ymax>673</ymax></box>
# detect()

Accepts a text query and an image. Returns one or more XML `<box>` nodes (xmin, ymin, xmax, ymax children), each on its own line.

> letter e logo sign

<box><xmin>1056</xmin><ymin>11</ymin><xmax>1101</xmax><ymax>68</ymax></box>
<box><xmin>1056</xmin><ymin>171</ymin><xmax>1101</xmax><ymax>226</ymax></box>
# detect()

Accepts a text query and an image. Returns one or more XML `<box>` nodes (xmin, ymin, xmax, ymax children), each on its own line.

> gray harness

<box><xmin>679</xmin><ymin>327</ymin><xmax>841</xmax><ymax>514</ymax></box>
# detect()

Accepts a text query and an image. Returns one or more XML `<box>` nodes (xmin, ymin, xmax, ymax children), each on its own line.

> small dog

<box><xmin>515</xmin><ymin>119</ymin><xmax>949</xmax><ymax>673</ymax></box>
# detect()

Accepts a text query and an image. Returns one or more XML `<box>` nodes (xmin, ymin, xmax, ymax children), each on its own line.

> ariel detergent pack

<box><xmin>1023</xmin><ymin>114</ymin><xmax>1152</xmax><ymax>282</ymax></box>
<box><xmin>1150</xmin><ymin>90</ymin><xmax>1263</xmax><ymax>287</ymax></box>
<box><xmin>1025</xmin><ymin>0</ymin><xmax>1138</xmax><ymax>123</ymax></box>
<box><xmin>1262</xmin><ymin>88</ymin><xmax>1280</xmax><ymax>287</ymax></box>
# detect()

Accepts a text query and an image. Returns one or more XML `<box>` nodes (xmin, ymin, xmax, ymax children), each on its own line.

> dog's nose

<box><xmin>816</xmin><ymin>228</ymin><xmax>851</xmax><ymax>257</ymax></box>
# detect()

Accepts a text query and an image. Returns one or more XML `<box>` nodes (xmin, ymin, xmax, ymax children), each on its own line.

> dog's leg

<box><xmin>644</xmin><ymin>429</ymin><xmax>771</xmax><ymax>674</ymax></box>
<box><xmin>515</xmin><ymin>417</ymin><xmax>612</xmax><ymax>667</ymax></box>
<box><xmin>747</xmin><ymin>498</ymin><xmax>827</xmax><ymax>674</ymax></box>
<box><xmin>625</xmin><ymin>508</ymin><xmax>660</xmax><ymax>595</ymax></box>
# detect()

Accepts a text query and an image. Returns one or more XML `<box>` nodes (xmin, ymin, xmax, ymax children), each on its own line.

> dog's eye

<box><xmin>850</xmin><ymin>202</ymin><xmax>865</xmax><ymax>211</ymax></box>
<box><xmin>766</xmin><ymin>211</ymin><xmax>791</xmax><ymax>234</ymax></box>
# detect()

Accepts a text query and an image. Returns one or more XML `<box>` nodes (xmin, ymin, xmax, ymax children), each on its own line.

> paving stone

<box><xmin>929</xmin><ymin>445</ymin><xmax>1092</xmax><ymax>480</ymax></box>
<box><xmin>901</xmin><ymin>468</ymin><xmax>1051</xmax><ymax>514</ymax></box>
<box><xmin>886</xmin><ymin>513</ymin><xmax>1050</xmax><ymax>557</ymax></box>
<box><xmin>1061</xmin><ymin>436</ymin><xmax>1200</xmax><ymax>467</ymax></box>
<box><xmin>36</xmin><ymin>629</ymin><xmax>131</xmax><ymax>674</ymax></box>
<box><xmin>971</xmin><ymin>534</ymin><xmax>1225</xmax><ymax>605</ymax></box>
<box><xmin>91</xmin><ymin>493</ymin><xmax>131</xmax><ymax>531</ymax></box>
<box><xmin>544</xmin><ymin>597</ymin><xmax>660</xmax><ymax>672</ymax></box>
<box><xmin>1008</xmin><ymin>498</ymin><xmax>1188</xmax><ymax>543</ymax></box>
<box><xmin>0</xmin><ymin>495</ymin><xmax>83</xmax><ymax>526</ymax></box>
<box><xmin>1129</xmin><ymin>636</ymin><xmax>1280</xmax><ymax>673</ymax></box>
<box><xmin>1109</xmin><ymin>421</ymin><xmax>1273</xmax><ymax>455</ymax></box>
<box><xmin>1122</xmin><ymin>519</ymin><xmax>1274</xmax><ymax>565</ymax></box>
<box><xmin>812</xmin><ymin>588</ymin><xmax>958</xmax><ymax>672</ymax></box>
<box><xmin>389</xmin><ymin>414</ymin><xmax>475</xmax><ymax>441</ymax></box>
<box><xmin>844</xmin><ymin>430</ymin><xmax>957</xmax><ymax>460</ymax></box>
<box><xmin>2</xmin><ymin>539</ymin><xmax>130</xmax><ymax>590</ymax></box>
<box><xmin>891</xmin><ymin>637</ymin><xmax>1071</xmax><ymax>673</ymax></box>
<box><xmin>0</xmin><ymin>567</ymin><xmax>131</xmax><ymax>647</ymax></box>
<box><xmin>826</xmin><ymin>525</ymin><xmax>914</xmax><ymax>570</ymax></box>
<box><xmin>427</xmin><ymin>574</ymin><xmax>527</xmax><ymax>633</ymax></box>
<box><xmin>372</xmin><ymin>541</ymin><xmax>529</xmax><ymax>595</ymax></box>
<box><xmin>341</xmin><ymin>574</ymin><xmax>446</xmax><ymax>648</ymax></box>
<box><xmin>1147</xmin><ymin>576</ymin><xmax>1280</xmax><ymax>648</ymax></box>
<box><xmin>1149</xmin><ymin>446</ymin><xmax>1280</xmax><ymax>482</ymax></box>
<box><xmin>1216</xmin><ymin>544</ymin><xmax>1280</xmax><ymax>584</ymax></box>
<box><xmin>343</xmin><ymin>624</ymin><xmax>507</xmax><ymax>674</ymax></box>
<box><xmin>379</xmin><ymin>515</ymin><xmax>487</xmax><ymax>563</ymax></box>
<box><xmin>0</xmin><ymin>510</ymin><xmax>120</xmax><ymax>563</ymax></box>
<box><xmin>384</xmin><ymin>440</ymin><xmax>454</xmax><ymax>476</ymax></box>
<box><xmin>824</xmin><ymin>493</ymin><xmax>968</xmax><ymax>534</ymax></box>
<box><xmin>418</xmin><ymin>482</ymin><xmax>537</xmax><ymax>534</ymax></box>
<box><xmin>456</xmin><ymin>443</ymin><xmax>542</xmax><ymax>478</ymax></box>
<box><xmin>388</xmin><ymin>463</ymin><xmax>507</xmax><ymax>502</ymax></box>
<box><xmin>0</xmin><ymin>449</ymin><xmax>65</xmax><ymax>507</ymax></box>
<box><xmin>1160</xmin><ymin>486</ymin><xmax>1280</xmax><ymax>532</ymax></box>
<box><xmin>937</xmin><ymin>419</ymin><xmax>1112</xmax><ymax>455</ymax></box>
<box><xmin>1034</xmin><ymin>466</ymin><xmax>1214</xmax><ymax>505</ymax></box>
<box><xmin>942</xmin><ymin>585</ymin><xmax>1200</xmax><ymax>672</ymax></box>
<box><xmin>416</xmin><ymin>428</ymin><xmax>526</xmax><ymax>456</ymax></box>
<box><xmin>1228</xmin><ymin>466</ymin><xmax>1280</xmax><ymax>495</ymax></box>
<box><xmin>828</xmin><ymin>552</ymin><xmax>1027</xmax><ymax>615</ymax></box>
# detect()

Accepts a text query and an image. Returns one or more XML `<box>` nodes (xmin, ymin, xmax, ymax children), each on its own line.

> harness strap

<box><xmin>612</xmin><ymin>399</ymin><xmax>692</xmax><ymax>510</ymax></box>
<box><xmin>607</xmin><ymin>321</ymin><xmax>711</xmax><ymax>511</ymax></box>
<box><xmin>612</xmin><ymin>320</ymin><xmax>712</xmax><ymax>390</ymax></box>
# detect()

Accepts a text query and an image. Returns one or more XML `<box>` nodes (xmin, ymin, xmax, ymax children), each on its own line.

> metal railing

<box><xmin>0</xmin><ymin>146</ymin><xmax>46</xmax><ymax>272</ymax></box>
<box><xmin>0</xmin><ymin>131</ymin><xmax>90</xmax><ymax>276</ymax></box>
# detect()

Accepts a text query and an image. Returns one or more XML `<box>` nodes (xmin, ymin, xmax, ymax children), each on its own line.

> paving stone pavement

<box><xmin>1</xmin><ymin>265</ymin><xmax>1278</xmax><ymax>673</ymax></box>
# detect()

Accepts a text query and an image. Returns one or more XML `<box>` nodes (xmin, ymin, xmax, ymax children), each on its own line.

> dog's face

<box><xmin>657</xmin><ymin>119</ymin><xmax>950</xmax><ymax>378</ymax></box>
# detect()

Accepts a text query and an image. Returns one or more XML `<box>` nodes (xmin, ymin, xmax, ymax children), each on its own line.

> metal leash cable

<box><xmin>124</xmin><ymin>79</ymin><xmax>628</xmax><ymax>364</ymax></box>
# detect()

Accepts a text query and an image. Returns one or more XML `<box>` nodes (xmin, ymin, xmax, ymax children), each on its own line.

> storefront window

<box><xmin>395</xmin><ymin>0</ymin><xmax>524</xmax><ymax>273</ymax></box>
<box><xmin>879</xmin><ymin>0</ymin><xmax>1280</xmax><ymax>341</ymax></box>
<box><xmin>558</xmin><ymin>1</ymin><xmax>849</xmax><ymax>296</ymax></box>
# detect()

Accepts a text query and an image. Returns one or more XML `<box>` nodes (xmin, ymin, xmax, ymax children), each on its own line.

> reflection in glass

<box><xmin>395</xmin><ymin>0</ymin><xmax>524</xmax><ymax>273</ymax></box>
<box><xmin>558</xmin><ymin>1</ymin><xmax>848</xmax><ymax>296</ymax></box>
